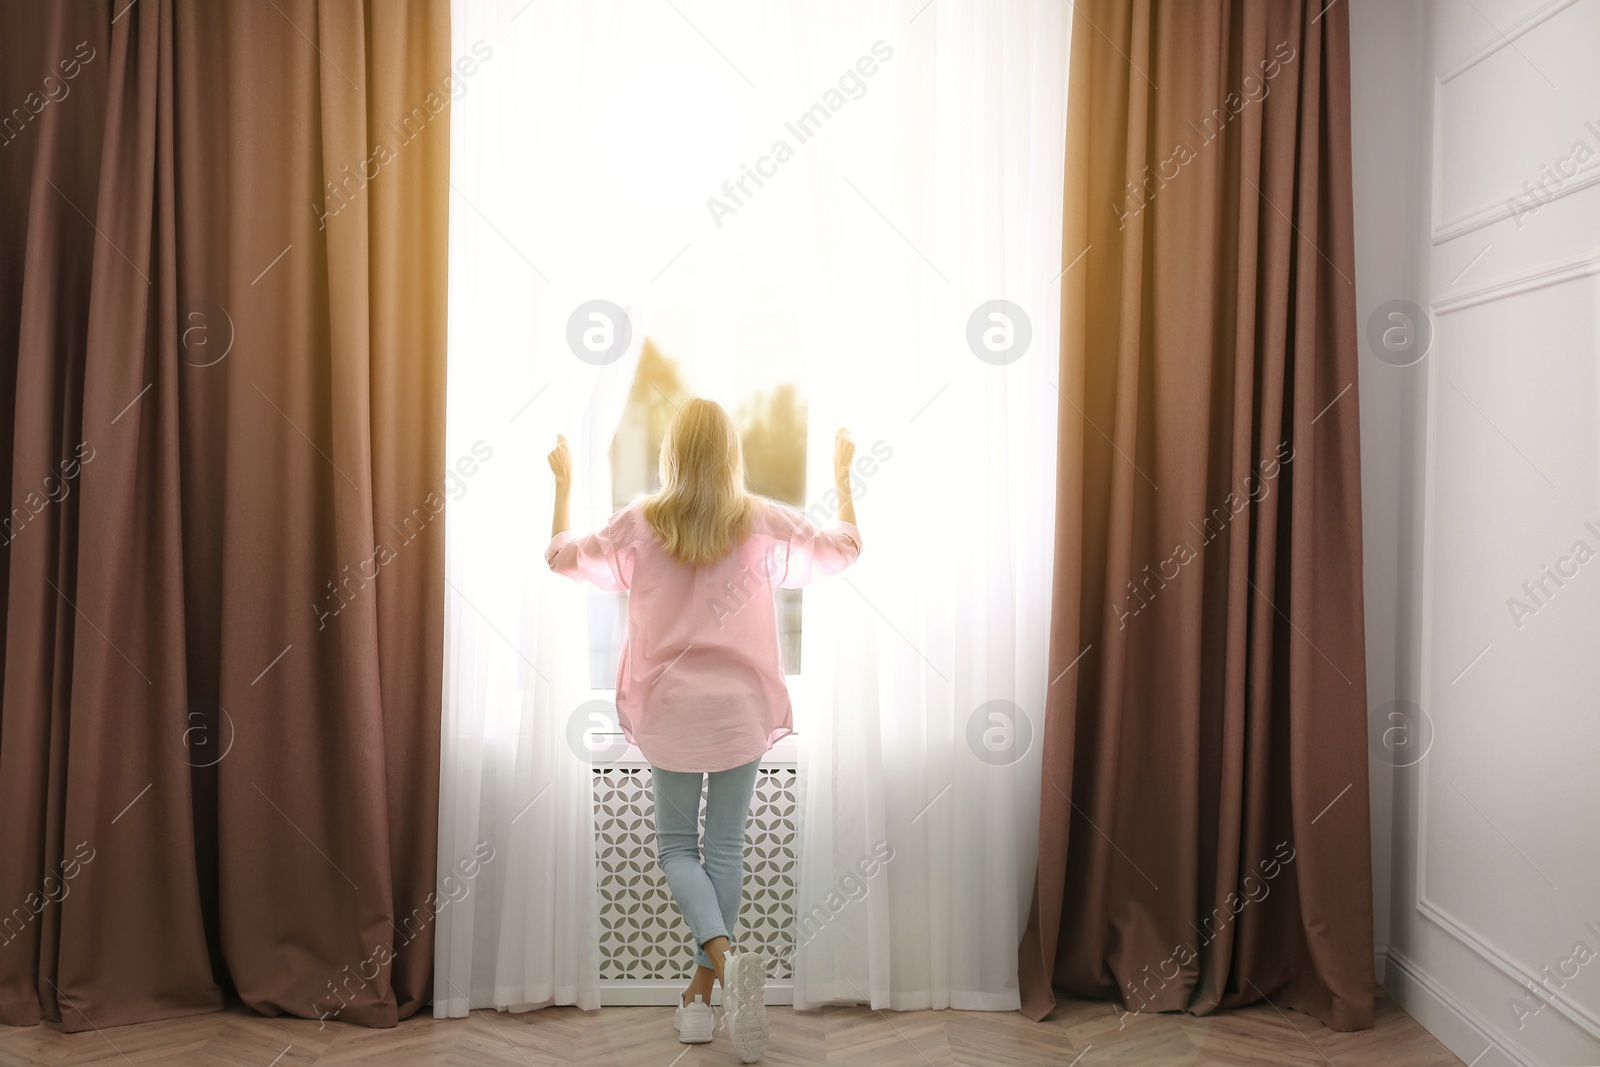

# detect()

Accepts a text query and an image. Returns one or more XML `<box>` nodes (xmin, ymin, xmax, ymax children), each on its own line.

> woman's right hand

<box><xmin>547</xmin><ymin>434</ymin><xmax>573</xmax><ymax>488</ymax></box>
<box><xmin>833</xmin><ymin>428</ymin><xmax>856</xmax><ymax>495</ymax></box>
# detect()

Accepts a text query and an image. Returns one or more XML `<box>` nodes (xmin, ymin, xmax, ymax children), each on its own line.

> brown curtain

<box><xmin>1018</xmin><ymin>0</ymin><xmax>1375</xmax><ymax>1032</ymax></box>
<box><xmin>0</xmin><ymin>0</ymin><xmax>448</xmax><ymax>1031</ymax></box>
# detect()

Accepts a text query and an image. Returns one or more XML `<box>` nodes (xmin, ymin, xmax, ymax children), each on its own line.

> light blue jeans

<box><xmin>650</xmin><ymin>756</ymin><xmax>762</xmax><ymax>970</ymax></box>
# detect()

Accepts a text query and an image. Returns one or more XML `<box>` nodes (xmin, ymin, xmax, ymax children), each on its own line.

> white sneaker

<box><xmin>721</xmin><ymin>951</ymin><xmax>769</xmax><ymax>1063</ymax></box>
<box><xmin>674</xmin><ymin>994</ymin><xmax>714</xmax><ymax>1044</ymax></box>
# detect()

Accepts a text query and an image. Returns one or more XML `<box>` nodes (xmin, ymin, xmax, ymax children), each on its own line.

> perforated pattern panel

<box><xmin>594</xmin><ymin>765</ymin><xmax>797</xmax><ymax>980</ymax></box>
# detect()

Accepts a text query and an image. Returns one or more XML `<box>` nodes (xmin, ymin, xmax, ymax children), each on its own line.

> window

<box><xmin>586</xmin><ymin>295</ymin><xmax>811</xmax><ymax>688</ymax></box>
<box><xmin>479</xmin><ymin>8</ymin><xmax>861</xmax><ymax>690</ymax></box>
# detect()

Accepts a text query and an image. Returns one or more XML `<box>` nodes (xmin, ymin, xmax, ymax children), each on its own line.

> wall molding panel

<box><xmin>1356</xmin><ymin>0</ymin><xmax>1600</xmax><ymax>1063</ymax></box>
<box><xmin>1431</xmin><ymin>250</ymin><xmax>1600</xmax><ymax>314</ymax></box>
<box><xmin>1428</xmin><ymin>0</ymin><xmax>1600</xmax><ymax>243</ymax></box>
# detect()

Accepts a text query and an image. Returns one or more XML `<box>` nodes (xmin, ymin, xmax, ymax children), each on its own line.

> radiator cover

<box><xmin>593</xmin><ymin>765</ymin><xmax>798</xmax><ymax>982</ymax></box>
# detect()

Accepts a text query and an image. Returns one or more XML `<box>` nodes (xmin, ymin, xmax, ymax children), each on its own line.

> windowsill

<box><xmin>587</xmin><ymin>683</ymin><xmax>804</xmax><ymax>768</ymax></box>
<box><xmin>589</xmin><ymin>737</ymin><xmax>801</xmax><ymax>769</ymax></box>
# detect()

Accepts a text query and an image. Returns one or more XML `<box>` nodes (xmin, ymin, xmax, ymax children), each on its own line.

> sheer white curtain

<box><xmin>438</xmin><ymin>0</ymin><xmax>1069</xmax><ymax>1015</ymax></box>
<box><xmin>764</xmin><ymin>0</ymin><xmax>1073</xmax><ymax>1011</ymax></box>
<box><xmin>435</xmin><ymin>0</ymin><xmax>647</xmax><ymax>1016</ymax></box>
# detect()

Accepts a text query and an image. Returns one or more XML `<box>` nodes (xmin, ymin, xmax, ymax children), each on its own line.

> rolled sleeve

<box><xmin>546</xmin><ymin>527</ymin><xmax>626</xmax><ymax>591</ymax></box>
<box><xmin>780</xmin><ymin>516</ymin><xmax>863</xmax><ymax>588</ymax></box>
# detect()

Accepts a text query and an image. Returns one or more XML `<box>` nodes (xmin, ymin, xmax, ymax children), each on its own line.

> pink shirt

<box><xmin>545</xmin><ymin>497</ymin><xmax>862</xmax><ymax>772</ymax></box>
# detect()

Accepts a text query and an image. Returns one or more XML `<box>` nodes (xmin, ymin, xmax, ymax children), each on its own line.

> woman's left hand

<box><xmin>547</xmin><ymin>434</ymin><xmax>573</xmax><ymax>487</ymax></box>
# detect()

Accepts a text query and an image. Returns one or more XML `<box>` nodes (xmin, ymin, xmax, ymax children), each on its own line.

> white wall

<box><xmin>1351</xmin><ymin>2</ymin><xmax>1600</xmax><ymax>1065</ymax></box>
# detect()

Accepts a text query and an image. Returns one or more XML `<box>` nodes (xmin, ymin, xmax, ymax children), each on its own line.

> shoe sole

<box><xmin>723</xmin><ymin>952</ymin><xmax>769</xmax><ymax>1063</ymax></box>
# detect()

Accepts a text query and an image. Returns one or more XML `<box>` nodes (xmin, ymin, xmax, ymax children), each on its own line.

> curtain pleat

<box><xmin>1019</xmin><ymin>0</ymin><xmax>1376</xmax><ymax>1032</ymax></box>
<box><xmin>0</xmin><ymin>0</ymin><xmax>449</xmax><ymax>1031</ymax></box>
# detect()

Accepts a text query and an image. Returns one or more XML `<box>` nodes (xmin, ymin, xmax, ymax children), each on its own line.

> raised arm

<box><xmin>777</xmin><ymin>429</ymin><xmax>863</xmax><ymax>588</ymax></box>
<box><xmin>544</xmin><ymin>435</ymin><xmax>627</xmax><ymax>590</ymax></box>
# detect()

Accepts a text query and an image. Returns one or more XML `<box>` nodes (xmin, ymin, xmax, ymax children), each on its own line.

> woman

<box><xmin>544</xmin><ymin>398</ymin><xmax>862</xmax><ymax>1062</ymax></box>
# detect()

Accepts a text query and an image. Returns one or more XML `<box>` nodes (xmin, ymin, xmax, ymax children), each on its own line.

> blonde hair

<box><xmin>643</xmin><ymin>398</ymin><xmax>753</xmax><ymax>565</ymax></box>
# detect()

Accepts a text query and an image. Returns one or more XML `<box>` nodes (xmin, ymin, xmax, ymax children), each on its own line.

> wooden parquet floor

<box><xmin>0</xmin><ymin>992</ymin><xmax>1466</xmax><ymax>1066</ymax></box>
